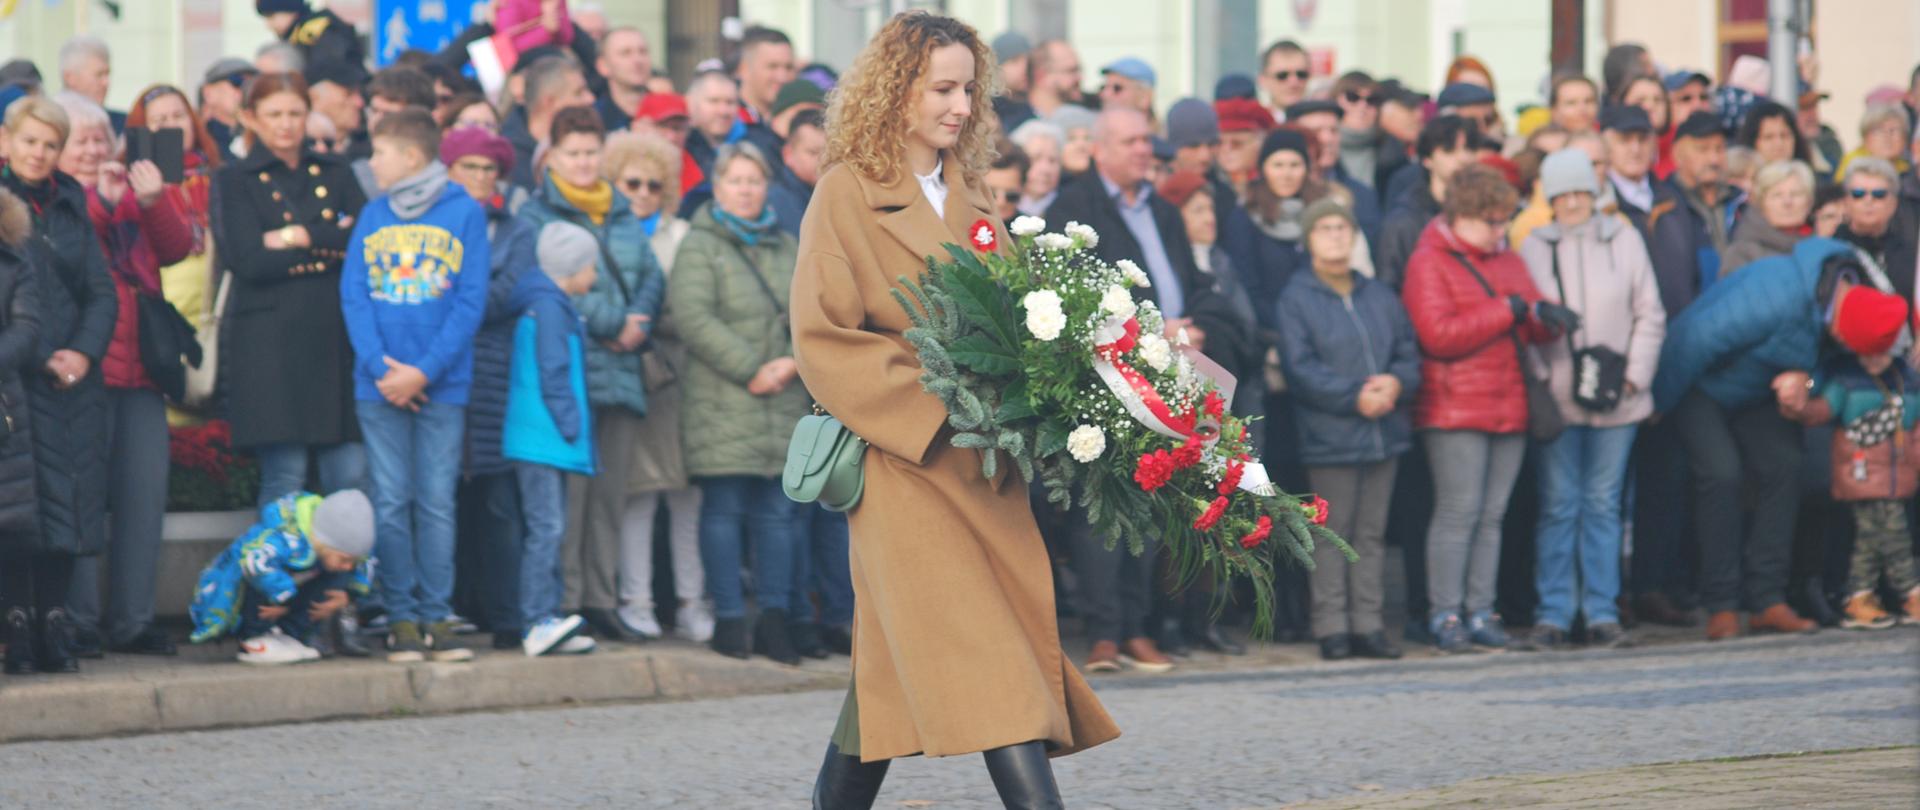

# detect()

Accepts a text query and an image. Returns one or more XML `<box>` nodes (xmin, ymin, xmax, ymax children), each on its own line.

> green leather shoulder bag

<box><xmin>782</xmin><ymin>408</ymin><xmax>868</xmax><ymax>512</ymax></box>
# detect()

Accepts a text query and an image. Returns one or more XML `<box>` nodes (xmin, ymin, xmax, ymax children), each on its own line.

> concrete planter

<box><xmin>156</xmin><ymin>510</ymin><xmax>254</xmax><ymax>618</ymax></box>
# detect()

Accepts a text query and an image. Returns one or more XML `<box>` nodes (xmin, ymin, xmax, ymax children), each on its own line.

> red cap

<box><xmin>1214</xmin><ymin>98</ymin><xmax>1275</xmax><ymax>134</ymax></box>
<box><xmin>1834</xmin><ymin>285</ymin><xmax>1910</xmax><ymax>356</ymax></box>
<box><xmin>636</xmin><ymin>92</ymin><xmax>689</xmax><ymax>123</ymax></box>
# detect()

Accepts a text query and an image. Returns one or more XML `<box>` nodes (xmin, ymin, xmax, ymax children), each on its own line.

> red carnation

<box><xmin>1217</xmin><ymin>460</ymin><xmax>1244</xmax><ymax>495</ymax></box>
<box><xmin>1204</xmin><ymin>390</ymin><xmax>1226</xmax><ymax>419</ymax></box>
<box><xmin>968</xmin><ymin>218</ymin><xmax>998</xmax><ymax>253</ymax></box>
<box><xmin>1133</xmin><ymin>449</ymin><xmax>1175</xmax><ymax>492</ymax></box>
<box><xmin>1193</xmin><ymin>496</ymin><xmax>1230</xmax><ymax>530</ymax></box>
<box><xmin>1303</xmin><ymin>496</ymin><xmax>1329</xmax><ymax>526</ymax></box>
<box><xmin>1171</xmin><ymin>433</ymin><xmax>1206</xmax><ymax>469</ymax></box>
<box><xmin>1240</xmin><ymin>516</ymin><xmax>1272</xmax><ymax>549</ymax></box>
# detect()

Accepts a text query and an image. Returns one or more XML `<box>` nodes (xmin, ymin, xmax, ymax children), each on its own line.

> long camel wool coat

<box><xmin>789</xmin><ymin>155</ymin><xmax>1122</xmax><ymax>763</ymax></box>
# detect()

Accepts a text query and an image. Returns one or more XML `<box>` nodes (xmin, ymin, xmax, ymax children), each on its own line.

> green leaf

<box><xmin>940</xmin><ymin>263</ymin><xmax>1021</xmax><ymax>352</ymax></box>
<box><xmin>1035</xmin><ymin>420</ymin><xmax>1070</xmax><ymax>457</ymax></box>
<box><xmin>996</xmin><ymin>379</ymin><xmax>1035</xmax><ymax>421</ymax></box>
<box><xmin>948</xmin><ymin>335</ymin><xmax>1022</xmax><ymax>375</ymax></box>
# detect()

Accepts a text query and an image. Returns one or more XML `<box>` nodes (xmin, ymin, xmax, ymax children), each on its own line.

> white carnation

<box><xmin>1064</xmin><ymin>221</ymin><xmax>1099</xmax><ymax>248</ymax></box>
<box><xmin>1100</xmin><ymin>285</ymin><xmax>1137</xmax><ymax>319</ymax></box>
<box><xmin>1137</xmin><ymin>332</ymin><xmax>1173</xmax><ymax>372</ymax></box>
<box><xmin>1022</xmin><ymin>289</ymin><xmax>1067</xmax><ymax>341</ymax></box>
<box><xmin>1116</xmin><ymin>259</ymin><xmax>1150</xmax><ymax>288</ymax></box>
<box><xmin>1034</xmin><ymin>232</ymin><xmax>1074</xmax><ymax>252</ymax></box>
<box><xmin>1066</xmin><ymin>424</ymin><xmax>1107</xmax><ymax>463</ymax></box>
<box><xmin>1010</xmin><ymin>215</ymin><xmax>1046</xmax><ymax>236</ymax></box>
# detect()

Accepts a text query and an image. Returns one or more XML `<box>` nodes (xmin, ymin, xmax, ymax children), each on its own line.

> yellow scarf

<box><xmin>551</xmin><ymin>172</ymin><xmax>613</xmax><ymax>226</ymax></box>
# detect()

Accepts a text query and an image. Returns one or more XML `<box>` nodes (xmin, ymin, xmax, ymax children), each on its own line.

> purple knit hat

<box><xmin>439</xmin><ymin>126</ymin><xmax>516</xmax><ymax>177</ymax></box>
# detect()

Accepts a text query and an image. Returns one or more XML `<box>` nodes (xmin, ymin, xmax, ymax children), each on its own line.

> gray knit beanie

<box><xmin>537</xmin><ymin>221</ymin><xmax>599</xmax><ymax>282</ymax></box>
<box><xmin>1539</xmin><ymin>148</ymin><xmax>1599</xmax><ymax>202</ymax></box>
<box><xmin>1300</xmin><ymin>197</ymin><xmax>1357</xmax><ymax>238</ymax></box>
<box><xmin>310</xmin><ymin>489</ymin><xmax>375</xmax><ymax>558</ymax></box>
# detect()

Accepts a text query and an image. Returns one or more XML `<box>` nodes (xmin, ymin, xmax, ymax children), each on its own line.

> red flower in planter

<box><xmin>968</xmin><ymin>218</ymin><xmax>998</xmax><ymax>252</ymax></box>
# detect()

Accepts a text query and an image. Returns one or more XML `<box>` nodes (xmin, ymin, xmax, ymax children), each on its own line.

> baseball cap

<box><xmin>204</xmin><ymin>58</ymin><xmax>259</xmax><ymax>88</ymax></box>
<box><xmin>636</xmin><ymin>92</ymin><xmax>689</xmax><ymax>122</ymax></box>
<box><xmin>1102</xmin><ymin>57</ymin><xmax>1156</xmax><ymax>88</ymax></box>
<box><xmin>1436</xmin><ymin>82</ymin><xmax>1496</xmax><ymax>109</ymax></box>
<box><xmin>1600</xmin><ymin>105</ymin><xmax>1653</xmax><ymax>133</ymax></box>
<box><xmin>1663</xmin><ymin>70</ymin><xmax>1710</xmax><ymax>92</ymax></box>
<box><xmin>1672</xmin><ymin>110</ymin><xmax>1724</xmax><ymax>140</ymax></box>
<box><xmin>991</xmin><ymin>31</ymin><xmax>1032</xmax><ymax>63</ymax></box>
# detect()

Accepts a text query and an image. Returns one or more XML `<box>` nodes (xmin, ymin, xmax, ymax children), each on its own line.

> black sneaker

<box><xmin>67</xmin><ymin>624</ymin><xmax>105</xmax><ymax>659</ymax></box>
<box><xmin>1349</xmin><ymin>630</ymin><xmax>1403</xmax><ymax>660</ymax></box>
<box><xmin>425</xmin><ymin>621</ymin><xmax>475</xmax><ymax>662</ymax></box>
<box><xmin>111</xmin><ymin>624</ymin><xmax>178</xmax><ymax>656</ymax></box>
<box><xmin>1588</xmin><ymin>622</ymin><xmax>1634</xmax><ymax>649</ymax></box>
<box><xmin>386</xmin><ymin>621</ymin><xmax>427</xmax><ymax>663</ymax></box>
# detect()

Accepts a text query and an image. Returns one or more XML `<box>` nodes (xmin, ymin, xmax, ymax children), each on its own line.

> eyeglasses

<box><xmin>623</xmin><ymin>178</ymin><xmax>664</xmax><ymax>193</ymax></box>
<box><xmin>1849</xmin><ymin>188</ymin><xmax>1891</xmax><ymax>200</ymax></box>
<box><xmin>1343</xmin><ymin>91</ymin><xmax>1381</xmax><ymax>106</ymax></box>
<box><xmin>1272</xmin><ymin>69</ymin><xmax>1310</xmax><ymax>82</ymax></box>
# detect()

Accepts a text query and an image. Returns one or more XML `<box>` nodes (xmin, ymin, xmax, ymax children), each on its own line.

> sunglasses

<box><xmin>623</xmin><ymin>178</ymin><xmax>665</xmax><ymax>193</ymax></box>
<box><xmin>1849</xmin><ymin>188</ymin><xmax>1891</xmax><ymax>200</ymax></box>
<box><xmin>1273</xmin><ymin>69</ymin><xmax>1310</xmax><ymax>81</ymax></box>
<box><xmin>1344</xmin><ymin>91</ymin><xmax>1382</xmax><ymax>106</ymax></box>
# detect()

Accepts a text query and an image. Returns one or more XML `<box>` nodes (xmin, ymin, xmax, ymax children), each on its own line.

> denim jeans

<box><xmin>255</xmin><ymin>441</ymin><xmax>369</xmax><ymax>506</ymax></box>
<box><xmin>697</xmin><ymin>475</ymin><xmax>799</xmax><ymax>619</ymax></box>
<box><xmin>1535</xmin><ymin>424</ymin><xmax>1638</xmax><ymax>630</ymax></box>
<box><xmin>517</xmin><ymin>463</ymin><xmax>568</xmax><ymax>628</ymax></box>
<box><xmin>357</xmin><ymin>400</ymin><xmax>465</xmax><ymax>625</ymax></box>
<box><xmin>792</xmin><ymin>504</ymin><xmax>855</xmax><ymax>628</ymax></box>
<box><xmin>237</xmin><ymin>570</ymin><xmax>353</xmax><ymax>640</ymax></box>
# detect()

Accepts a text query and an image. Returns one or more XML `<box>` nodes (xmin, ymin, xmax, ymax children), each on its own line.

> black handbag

<box><xmin>133</xmin><ymin>288</ymin><xmax>204</xmax><ymax>402</ymax></box>
<box><xmin>1547</xmin><ymin>241</ymin><xmax>1628</xmax><ymax>414</ymax></box>
<box><xmin>1450</xmin><ymin>251</ymin><xmax>1564</xmax><ymax>442</ymax></box>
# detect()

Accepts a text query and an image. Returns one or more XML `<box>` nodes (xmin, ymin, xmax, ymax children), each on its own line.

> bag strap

<box><xmin>209</xmin><ymin>270</ymin><xmax>233</xmax><ymax>321</ymax></box>
<box><xmin>581</xmin><ymin>222</ymin><xmax>636</xmax><ymax>305</ymax></box>
<box><xmin>726</xmin><ymin>239</ymin><xmax>785</xmax><ymax>316</ymax></box>
<box><xmin>1546</xmin><ymin>239</ymin><xmax>1581</xmax><ymax>357</ymax></box>
<box><xmin>1450</xmin><ymin>249</ymin><xmax>1537</xmax><ymax>376</ymax></box>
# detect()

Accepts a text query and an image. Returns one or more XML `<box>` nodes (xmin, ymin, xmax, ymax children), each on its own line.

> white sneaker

<box><xmin>555</xmin><ymin>635</ymin><xmax>597</xmax><ymax>654</ymax></box>
<box><xmin>522</xmin><ymin>615</ymin><xmax>584</xmax><ymax>657</ymax></box>
<box><xmin>676</xmin><ymin>599</ymin><xmax>715</xmax><ymax>643</ymax></box>
<box><xmin>237</xmin><ymin>628</ymin><xmax>319</xmax><ymax>665</ymax></box>
<box><xmin>617</xmin><ymin>604</ymin><xmax>663</xmax><ymax>639</ymax></box>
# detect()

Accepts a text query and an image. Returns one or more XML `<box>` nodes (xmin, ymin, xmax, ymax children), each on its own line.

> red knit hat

<box><xmin>1214</xmin><ymin>98</ymin><xmax>1275</xmax><ymax>133</ymax></box>
<box><xmin>1834</xmin><ymin>285</ymin><xmax>1910</xmax><ymax>356</ymax></box>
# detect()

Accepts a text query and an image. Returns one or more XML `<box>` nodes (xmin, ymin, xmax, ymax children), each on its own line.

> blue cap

<box><xmin>1600</xmin><ymin>104</ymin><xmax>1653</xmax><ymax>133</ymax></box>
<box><xmin>1663</xmin><ymin>70</ymin><xmax>1710</xmax><ymax>92</ymax></box>
<box><xmin>0</xmin><ymin>85</ymin><xmax>26</xmax><ymax>121</ymax></box>
<box><xmin>1436</xmin><ymin>82</ymin><xmax>1496</xmax><ymax>109</ymax></box>
<box><xmin>1214</xmin><ymin>73</ymin><xmax>1257</xmax><ymax>101</ymax></box>
<box><xmin>1102</xmin><ymin>57</ymin><xmax>1156</xmax><ymax>88</ymax></box>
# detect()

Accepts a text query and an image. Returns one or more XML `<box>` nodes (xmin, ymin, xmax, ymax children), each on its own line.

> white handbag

<box><xmin>182</xmin><ymin>270</ymin><xmax>229</xmax><ymax>409</ymax></box>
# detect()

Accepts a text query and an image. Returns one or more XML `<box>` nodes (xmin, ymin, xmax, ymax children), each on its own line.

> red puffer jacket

<box><xmin>1403</xmin><ymin>218</ymin><xmax>1554</xmax><ymax>433</ymax></box>
<box><xmin>86</xmin><ymin>184</ymin><xmax>194</xmax><ymax>391</ymax></box>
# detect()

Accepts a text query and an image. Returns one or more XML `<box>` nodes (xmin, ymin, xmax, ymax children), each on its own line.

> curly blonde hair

<box><xmin>824</xmin><ymin>11</ymin><xmax>1000</xmax><ymax>187</ymax></box>
<box><xmin>603</xmin><ymin>131</ymin><xmax>684</xmax><ymax>216</ymax></box>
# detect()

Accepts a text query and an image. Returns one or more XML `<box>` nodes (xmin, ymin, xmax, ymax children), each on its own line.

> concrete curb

<box><xmin>0</xmin><ymin>646</ymin><xmax>847</xmax><ymax>744</ymax></box>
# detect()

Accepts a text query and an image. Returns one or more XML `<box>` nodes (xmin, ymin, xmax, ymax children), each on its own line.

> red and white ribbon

<box><xmin>1091</xmin><ymin>315</ymin><xmax>1275</xmax><ymax>496</ymax></box>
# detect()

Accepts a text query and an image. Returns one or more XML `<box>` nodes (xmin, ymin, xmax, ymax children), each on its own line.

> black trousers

<box><xmin>1673</xmin><ymin>390</ymin><xmax>1803</xmax><ymax>613</ymax></box>
<box><xmin>454</xmin><ymin>471</ymin><xmax>522</xmax><ymax>634</ymax></box>
<box><xmin>0</xmin><ymin>552</ymin><xmax>75</xmax><ymax>615</ymax></box>
<box><xmin>1631</xmin><ymin>416</ymin><xmax>1697</xmax><ymax>598</ymax></box>
<box><xmin>1068</xmin><ymin>507</ymin><xmax>1157</xmax><ymax>644</ymax></box>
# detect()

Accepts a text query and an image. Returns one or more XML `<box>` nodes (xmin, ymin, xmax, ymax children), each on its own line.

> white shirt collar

<box><xmin>916</xmin><ymin>158</ymin><xmax>948</xmax><ymax>218</ymax></box>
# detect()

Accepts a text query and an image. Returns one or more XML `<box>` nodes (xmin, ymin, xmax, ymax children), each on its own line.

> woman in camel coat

<box><xmin>789</xmin><ymin>11</ymin><xmax>1118</xmax><ymax>809</ymax></box>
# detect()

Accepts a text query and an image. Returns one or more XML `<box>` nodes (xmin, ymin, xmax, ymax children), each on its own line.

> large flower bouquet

<box><xmin>892</xmin><ymin>215</ymin><xmax>1351</xmax><ymax>637</ymax></box>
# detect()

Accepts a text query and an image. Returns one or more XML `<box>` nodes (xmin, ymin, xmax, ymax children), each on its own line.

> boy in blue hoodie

<box><xmin>505</xmin><ymin>222</ymin><xmax>599</xmax><ymax>656</ymax></box>
<box><xmin>341</xmin><ymin>108</ymin><xmax>490</xmax><ymax>664</ymax></box>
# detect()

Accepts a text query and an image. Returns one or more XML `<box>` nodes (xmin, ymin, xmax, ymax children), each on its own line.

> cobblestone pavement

<box><xmin>0</xmin><ymin>631</ymin><xmax>1913</xmax><ymax>809</ymax></box>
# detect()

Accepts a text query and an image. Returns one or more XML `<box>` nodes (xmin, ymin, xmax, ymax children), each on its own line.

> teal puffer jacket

<box><xmin>669</xmin><ymin>204</ymin><xmax>809</xmax><ymax>478</ymax></box>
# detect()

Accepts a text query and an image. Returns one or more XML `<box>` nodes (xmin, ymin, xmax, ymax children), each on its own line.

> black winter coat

<box><xmin>0</xmin><ymin>169</ymin><xmax>116</xmax><ymax>556</ymax></box>
<box><xmin>213</xmin><ymin>147</ymin><xmax>366</xmax><ymax>450</ymax></box>
<box><xmin>1044</xmin><ymin>170</ymin><xmax>1251</xmax><ymax>373</ymax></box>
<box><xmin>1615</xmin><ymin>177</ymin><xmax>1705</xmax><ymax>318</ymax></box>
<box><xmin>0</xmin><ymin>193</ymin><xmax>43</xmax><ymax>544</ymax></box>
<box><xmin>1375</xmin><ymin>178</ymin><xmax>1441</xmax><ymax>292</ymax></box>
<box><xmin>1276</xmin><ymin>270</ymin><xmax>1421</xmax><ymax>466</ymax></box>
<box><xmin>463</xmin><ymin>206</ymin><xmax>538</xmax><ymax>477</ymax></box>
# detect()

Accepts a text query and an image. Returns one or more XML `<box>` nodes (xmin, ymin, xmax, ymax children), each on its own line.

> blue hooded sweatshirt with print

<box><xmin>340</xmin><ymin>179</ymin><xmax>492</xmax><ymax>405</ymax></box>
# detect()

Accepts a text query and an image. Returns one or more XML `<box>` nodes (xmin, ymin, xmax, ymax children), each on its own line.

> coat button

<box><xmin>315</xmin><ymin>186</ymin><xmax>328</xmax><ymax>199</ymax></box>
<box><xmin>322</xmin><ymin>208</ymin><xmax>333</xmax><ymax>219</ymax></box>
<box><xmin>272</xmin><ymin>191</ymin><xmax>283</xmax><ymax>201</ymax></box>
<box><xmin>309</xmin><ymin>164</ymin><xmax>321</xmax><ymax>176</ymax></box>
<box><xmin>258</xmin><ymin>172</ymin><xmax>270</xmax><ymax>183</ymax></box>
<box><xmin>283</xmin><ymin>212</ymin><xmax>294</xmax><ymax>222</ymax></box>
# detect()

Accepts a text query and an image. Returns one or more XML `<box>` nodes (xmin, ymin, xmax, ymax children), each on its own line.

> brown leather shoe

<box><xmin>1749</xmin><ymin>603</ymin><xmax>1817</xmax><ymax>635</ymax></box>
<box><xmin>1119</xmin><ymin>637</ymin><xmax>1175</xmax><ymax>674</ymax></box>
<box><xmin>1632</xmin><ymin>593</ymin><xmax>1697</xmax><ymax>627</ymax></box>
<box><xmin>1084</xmin><ymin>640</ymin><xmax>1122</xmax><ymax>673</ymax></box>
<box><xmin>1705</xmin><ymin>610</ymin><xmax>1741</xmax><ymax>641</ymax></box>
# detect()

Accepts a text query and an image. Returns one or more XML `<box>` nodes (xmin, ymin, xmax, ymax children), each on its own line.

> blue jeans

<box><xmin>792</xmin><ymin>505</ymin><xmax>855</xmax><ymax>628</ymax></box>
<box><xmin>517</xmin><ymin>463</ymin><xmax>568</xmax><ymax>629</ymax></box>
<box><xmin>1535</xmin><ymin>424</ymin><xmax>1638</xmax><ymax>629</ymax></box>
<box><xmin>697</xmin><ymin>475</ymin><xmax>799</xmax><ymax>619</ymax></box>
<box><xmin>357</xmin><ymin>400</ymin><xmax>465</xmax><ymax>625</ymax></box>
<box><xmin>237</xmin><ymin>570</ymin><xmax>353</xmax><ymax>641</ymax></box>
<box><xmin>255</xmin><ymin>441</ymin><xmax>369</xmax><ymax>506</ymax></box>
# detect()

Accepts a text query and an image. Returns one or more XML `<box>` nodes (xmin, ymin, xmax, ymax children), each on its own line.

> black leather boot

<box><xmin>4</xmin><ymin>607</ymin><xmax>36</xmax><ymax>675</ymax></box>
<box><xmin>810</xmin><ymin>741</ymin><xmax>889</xmax><ymax>809</ymax></box>
<box><xmin>982</xmin><ymin>741</ymin><xmax>1064</xmax><ymax>809</ymax></box>
<box><xmin>37</xmin><ymin>607</ymin><xmax>79</xmax><ymax>674</ymax></box>
<box><xmin>754</xmin><ymin>608</ymin><xmax>801</xmax><ymax>665</ymax></box>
